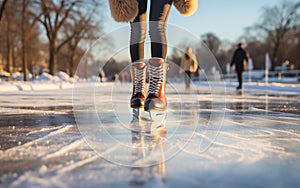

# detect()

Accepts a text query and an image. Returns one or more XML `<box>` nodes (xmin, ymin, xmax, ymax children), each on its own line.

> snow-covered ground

<box><xmin>0</xmin><ymin>82</ymin><xmax>300</xmax><ymax>188</ymax></box>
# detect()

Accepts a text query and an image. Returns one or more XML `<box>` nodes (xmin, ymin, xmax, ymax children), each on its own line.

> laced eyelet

<box><xmin>133</xmin><ymin>67</ymin><xmax>146</xmax><ymax>95</ymax></box>
<box><xmin>148</xmin><ymin>64</ymin><xmax>164</xmax><ymax>96</ymax></box>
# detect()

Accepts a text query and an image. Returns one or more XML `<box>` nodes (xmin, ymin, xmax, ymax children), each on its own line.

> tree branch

<box><xmin>0</xmin><ymin>0</ymin><xmax>8</xmax><ymax>22</ymax></box>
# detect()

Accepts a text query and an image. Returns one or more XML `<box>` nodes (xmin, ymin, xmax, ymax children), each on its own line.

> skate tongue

<box><xmin>133</xmin><ymin>62</ymin><xmax>146</xmax><ymax>69</ymax></box>
<box><xmin>148</xmin><ymin>58</ymin><xmax>164</xmax><ymax>67</ymax></box>
<box><xmin>148</xmin><ymin>65</ymin><xmax>164</xmax><ymax>96</ymax></box>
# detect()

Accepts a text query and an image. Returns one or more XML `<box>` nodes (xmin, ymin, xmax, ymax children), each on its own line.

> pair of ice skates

<box><xmin>130</xmin><ymin>58</ymin><xmax>167</xmax><ymax>113</ymax></box>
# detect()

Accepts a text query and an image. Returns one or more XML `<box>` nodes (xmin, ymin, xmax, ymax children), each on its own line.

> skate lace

<box><xmin>148</xmin><ymin>64</ymin><xmax>164</xmax><ymax>96</ymax></box>
<box><xmin>134</xmin><ymin>67</ymin><xmax>146</xmax><ymax>95</ymax></box>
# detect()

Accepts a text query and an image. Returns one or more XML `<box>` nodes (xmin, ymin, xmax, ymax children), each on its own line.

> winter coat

<box><xmin>180</xmin><ymin>53</ymin><xmax>198</xmax><ymax>73</ymax></box>
<box><xmin>109</xmin><ymin>0</ymin><xmax>198</xmax><ymax>22</ymax></box>
<box><xmin>230</xmin><ymin>48</ymin><xmax>248</xmax><ymax>73</ymax></box>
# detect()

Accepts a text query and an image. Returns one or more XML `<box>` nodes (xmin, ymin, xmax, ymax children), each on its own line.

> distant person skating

<box><xmin>98</xmin><ymin>71</ymin><xmax>103</xmax><ymax>82</ymax></box>
<box><xmin>230</xmin><ymin>43</ymin><xmax>248</xmax><ymax>90</ymax></box>
<box><xmin>180</xmin><ymin>47</ymin><xmax>198</xmax><ymax>89</ymax></box>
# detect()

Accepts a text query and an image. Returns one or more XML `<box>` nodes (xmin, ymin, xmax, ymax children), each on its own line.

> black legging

<box><xmin>237</xmin><ymin>71</ymin><xmax>243</xmax><ymax>88</ymax></box>
<box><xmin>185</xmin><ymin>71</ymin><xmax>191</xmax><ymax>88</ymax></box>
<box><xmin>130</xmin><ymin>0</ymin><xmax>173</xmax><ymax>62</ymax></box>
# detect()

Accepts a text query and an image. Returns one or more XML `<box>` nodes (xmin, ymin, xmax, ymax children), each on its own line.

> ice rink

<box><xmin>0</xmin><ymin>82</ymin><xmax>300</xmax><ymax>188</ymax></box>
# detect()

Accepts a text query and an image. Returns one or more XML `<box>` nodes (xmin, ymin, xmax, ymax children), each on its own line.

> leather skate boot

<box><xmin>144</xmin><ymin>58</ymin><xmax>168</xmax><ymax>111</ymax></box>
<box><xmin>130</xmin><ymin>62</ymin><xmax>147</xmax><ymax>108</ymax></box>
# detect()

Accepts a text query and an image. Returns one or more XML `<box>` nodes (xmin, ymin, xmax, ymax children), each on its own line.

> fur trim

<box><xmin>109</xmin><ymin>0</ymin><xmax>138</xmax><ymax>22</ymax></box>
<box><xmin>174</xmin><ymin>0</ymin><xmax>198</xmax><ymax>16</ymax></box>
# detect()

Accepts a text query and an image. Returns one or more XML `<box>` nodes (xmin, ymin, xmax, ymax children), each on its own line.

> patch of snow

<box><xmin>195</xmin><ymin>81</ymin><xmax>300</xmax><ymax>95</ymax></box>
<box><xmin>55</xmin><ymin>71</ymin><xmax>70</xmax><ymax>82</ymax></box>
<box><xmin>34</xmin><ymin>72</ymin><xmax>60</xmax><ymax>82</ymax></box>
<box><xmin>87</xmin><ymin>75</ymin><xmax>99</xmax><ymax>82</ymax></box>
<box><xmin>9</xmin><ymin>72</ymin><xmax>33</xmax><ymax>81</ymax></box>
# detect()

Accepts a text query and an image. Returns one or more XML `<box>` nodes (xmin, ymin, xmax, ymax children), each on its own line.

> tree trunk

<box><xmin>69</xmin><ymin>46</ymin><xmax>77</xmax><ymax>77</ymax></box>
<box><xmin>6</xmin><ymin>43</ymin><xmax>13</xmax><ymax>73</ymax></box>
<box><xmin>22</xmin><ymin>0</ymin><xmax>28</xmax><ymax>81</ymax></box>
<box><xmin>6</xmin><ymin>12</ymin><xmax>12</xmax><ymax>78</ymax></box>
<box><xmin>49</xmin><ymin>46</ymin><xmax>57</xmax><ymax>75</ymax></box>
<box><xmin>12</xmin><ymin>43</ymin><xmax>16</xmax><ymax>71</ymax></box>
<box><xmin>272</xmin><ymin>40</ymin><xmax>280</xmax><ymax>69</ymax></box>
<box><xmin>69</xmin><ymin>55</ymin><xmax>74</xmax><ymax>77</ymax></box>
<box><xmin>4</xmin><ymin>6</ymin><xmax>17</xmax><ymax>81</ymax></box>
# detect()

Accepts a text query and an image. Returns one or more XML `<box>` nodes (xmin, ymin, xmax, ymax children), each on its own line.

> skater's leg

<box><xmin>143</xmin><ymin>0</ymin><xmax>172</xmax><ymax>112</ymax></box>
<box><xmin>185</xmin><ymin>71</ymin><xmax>191</xmax><ymax>89</ymax></box>
<box><xmin>237</xmin><ymin>71</ymin><xmax>243</xmax><ymax>89</ymax></box>
<box><xmin>149</xmin><ymin>0</ymin><xmax>173</xmax><ymax>59</ymax></box>
<box><xmin>130</xmin><ymin>0</ymin><xmax>147</xmax><ymax>62</ymax></box>
<box><xmin>129</xmin><ymin>0</ymin><xmax>148</xmax><ymax>108</ymax></box>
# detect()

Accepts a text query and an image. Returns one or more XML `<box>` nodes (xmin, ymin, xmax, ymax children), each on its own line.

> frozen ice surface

<box><xmin>0</xmin><ymin>82</ymin><xmax>299</xmax><ymax>188</ymax></box>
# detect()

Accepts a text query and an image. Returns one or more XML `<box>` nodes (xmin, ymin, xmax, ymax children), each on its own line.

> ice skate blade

<box><xmin>144</xmin><ymin>105</ymin><xmax>166</xmax><ymax>112</ymax></box>
<box><xmin>131</xmin><ymin>108</ymin><xmax>152</xmax><ymax>122</ymax></box>
<box><xmin>148</xmin><ymin>110</ymin><xmax>166</xmax><ymax>123</ymax></box>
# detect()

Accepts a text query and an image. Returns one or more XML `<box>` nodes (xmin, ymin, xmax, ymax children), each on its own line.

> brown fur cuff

<box><xmin>174</xmin><ymin>0</ymin><xmax>198</xmax><ymax>16</ymax></box>
<box><xmin>109</xmin><ymin>0</ymin><xmax>138</xmax><ymax>22</ymax></box>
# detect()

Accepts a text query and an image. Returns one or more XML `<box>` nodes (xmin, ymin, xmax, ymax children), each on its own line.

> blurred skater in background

<box><xmin>180</xmin><ymin>47</ymin><xmax>198</xmax><ymax>89</ymax></box>
<box><xmin>230</xmin><ymin>43</ymin><xmax>248</xmax><ymax>90</ymax></box>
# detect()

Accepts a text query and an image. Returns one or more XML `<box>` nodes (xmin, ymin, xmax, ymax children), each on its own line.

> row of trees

<box><xmin>199</xmin><ymin>1</ymin><xmax>300</xmax><ymax>72</ymax></box>
<box><xmin>0</xmin><ymin>1</ymin><xmax>299</xmax><ymax>81</ymax></box>
<box><xmin>168</xmin><ymin>1</ymin><xmax>300</xmax><ymax>74</ymax></box>
<box><xmin>101</xmin><ymin>1</ymin><xmax>300</xmax><ymax>79</ymax></box>
<box><xmin>0</xmin><ymin>0</ymin><xmax>103</xmax><ymax>80</ymax></box>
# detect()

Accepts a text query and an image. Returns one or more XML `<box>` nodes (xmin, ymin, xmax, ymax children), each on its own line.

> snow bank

<box><xmin>0</xmin><ymin>72</ymin><xmax>87</xmax><ymax>91</ymax></box>
<box><xmin>34</xmin><ymin>72</ymin><xmax>61</xmax><ymax>82</ymax></box>
<box><xmin>0</xmin><ymin>82</ymin><xmax>19</xmax><ymax>92</ymax></box>
<box><xmin>55</xmin><ymin>71</ymin><xmax>70</xmax><ymax>81</ymax></box>
<box><xmin>2</xmin><ymin>71</ymin><xmax>298</xmax><ymax>94</ymax></box>
<box><xmin>0</xmin><ymin>71</ymin><xmax>10</xmax><ymax>77</ymax></box>
<box><xmin>11</xmin><ymin>72</ymin><xmax>33</xmax><ymax>80</ymax></box>
<box><xmin>1</xmin><ymin>72</ymin><xmax>69</xmax><ymax>91</ymax></box>
<box><xmin>0</xmin><ymin>82</ymin><xmax>75</xmax><ymax>92</ymax></box>
<box><xmin>245</xmin><ymin>82</ymin><xmax>300</xmax><ymax>93</ymax></box>
<box><xmin>87</xmin><ymin>75</ymin><xmax>100</xmax><ymax>82</ymax></box>
<box><xmin>196</xmin><ymin>81</ymin><xmax>300</xmax><ymax>94</ymax></box>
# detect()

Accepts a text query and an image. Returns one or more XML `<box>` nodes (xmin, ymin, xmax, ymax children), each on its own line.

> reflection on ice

<box><xmin>130</xmin><ymin>109</ymin><xmax>166</xmax><ymax>186</ymax></box>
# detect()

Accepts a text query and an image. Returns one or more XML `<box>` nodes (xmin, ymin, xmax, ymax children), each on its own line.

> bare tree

<box><xmin>38</xmin><ymin>0</ymin><xmax>80</xmax><ymax>75</ymax></box>
<box><xmin>21</xmin><ymin>0</ymin><xmax>41</xmax><ymax>81</ymax></box>
<box><xmin>4</xmin><ymin>1</ymin><xmax>18</xmax><ymax>76</ymax></box>
<box><xmin>0</xmin><ymin>0</ymin><xmax>42</xmax><ymax>80</ymax></box>
<box><xmin>1</xmin><ymin>0</ymin><xmax>103</xmax><ymax>80</ymax></box>
<box><xmin>201</xmin><ymin>32</ymin><xmax>222</xmax><ymax>55</ymax></box>
<box><xmin>255</xmin><ymin>1</ymin><xmax>300</xmax><ymax>68</ymax></box>
<box><xmin>64</xmin><ymin>11</ymin><xmax>100</xmax><ymax>77</ymax></box>
<box><xmin>38</xmin><ymin>0</ymin><xmax>103</xmax><ymax>75</ymax></box>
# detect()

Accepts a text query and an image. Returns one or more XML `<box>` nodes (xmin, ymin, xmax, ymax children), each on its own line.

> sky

<box><xmin>103</xmin><ymin>0</ymin><xmax>296</xmax><ymax>42</ymax></box>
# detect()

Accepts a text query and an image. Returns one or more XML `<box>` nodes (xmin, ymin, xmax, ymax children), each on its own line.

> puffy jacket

<box><xmin>109</xmin><ymin>0</ymin><xmax>198</xmax><ymax>22</ymax></box>
<box><xmin>180</xmin><ymin>53</ymin><xmax>198</xmax><ymax>73</ymax></box>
